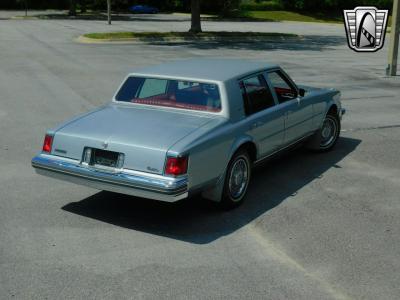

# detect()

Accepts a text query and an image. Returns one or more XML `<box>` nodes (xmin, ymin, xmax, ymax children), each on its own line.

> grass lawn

<box><xmin>241</xmin><ymin>10</ymin><xmax>393</xmax><ymax>27</ymax></box>
<box><xmin>83</xmin><ymin>31</ymin><xmax>298</xmax><ymax>40</ymax></box>
<box><xmin>242</xmin><ymin>10</ymin><xmax>342</xmax><ymax>23</ymax></box>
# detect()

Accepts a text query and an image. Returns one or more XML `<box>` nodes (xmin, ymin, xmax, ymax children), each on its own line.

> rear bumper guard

<box><xmin>32</xmin><ymin>154</ymin><xmax>188</xmax><ymax>202</ymax></box>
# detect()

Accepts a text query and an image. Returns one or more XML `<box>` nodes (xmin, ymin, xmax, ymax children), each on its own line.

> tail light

<box><xmin>42</xmin><ymin>134</ymin><xmax>53</xmax><ymax>153</ymax></box>
<box><xmin>165</xmin><ymin>156</ymin><xmax>188</xmax><ymax>176</ymax></box>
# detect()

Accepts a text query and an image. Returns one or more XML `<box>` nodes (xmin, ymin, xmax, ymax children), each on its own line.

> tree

<box><xmin>221</xmin><ymin>0</ymin><xmax>240</xmax><ymax>16</ymax></box>
<box><xmin>23</xmin><ymin>0</ymin><xmax>27</xmax><ymax>16</ymax></box>
<box><xmin>69</xmin><ymin>0</ymin><xmax>76</xmax><ymax>16</ymax></box>
<box><xmin>189</xmin><ymin>0</ymin><xmax>202</xmax><ymax>33</ymax></box>
<box><xmin>16</xmin><ymin>0</ymin><xmax>28</xmax><ymax>16</ymax></box>
<box><xmin>81</xmin><ymin>0</ymin><xmax>86</xmax><ymax>13</ymax></box>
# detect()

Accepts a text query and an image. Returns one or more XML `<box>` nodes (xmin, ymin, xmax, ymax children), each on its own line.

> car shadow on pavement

<box><xmin>142</xmin><ymin>35</ymin><xmax>346</xmax><ymax>51</ymax></box>
<box><xmin>62</xmin><ymin>136</ymin><xmax>360</xmax><ymax>244</ymax></box>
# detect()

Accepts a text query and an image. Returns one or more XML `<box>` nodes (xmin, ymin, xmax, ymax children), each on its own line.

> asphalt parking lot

<box><xmin>0</xmin><ymin>13</ymin><xmax>399</xmax><ymax>300</ymax></box>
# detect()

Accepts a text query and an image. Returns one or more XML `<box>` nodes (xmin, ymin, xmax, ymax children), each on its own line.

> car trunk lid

<box><xmin>51</xmin><ymin>104</ymin><xmax>214</xmax><ymax>174</ymax></box>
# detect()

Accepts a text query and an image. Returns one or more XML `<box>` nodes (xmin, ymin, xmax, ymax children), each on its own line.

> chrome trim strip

<box><xmin>32</xmin><ymin>154</ymin><xmax>188</xmax><ymax>201</ymax></box>
<box><xmin>254</xmin><ymin>132</ymin><xmax>314</xmax><ymax>165</ymax></box>
<box><xmin>284</xmin><ymin>115</ymin><xmax>315</xmax><ymax>131</ymax></box>
<box><xmin>259</xmin><ymin>129</ymin><xmax>285</xmax><ymax>142</ymax></box>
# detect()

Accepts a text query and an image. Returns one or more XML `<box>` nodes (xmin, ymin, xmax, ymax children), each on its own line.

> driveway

<box><xmin>0</xmin><ymin>16</ymin><xmax>399</xmax><ymax>299</ymax></box>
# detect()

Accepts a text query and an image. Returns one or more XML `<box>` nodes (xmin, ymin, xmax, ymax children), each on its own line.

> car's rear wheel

<box><xmin>219</xmin><ymin>150</ymin><xmax>252</xmax><ymax>209</ymax></box>
<box><xmin>307</xmin><ymin>112</ymin><xmax>340</xmax><ymax>152</ymax></box>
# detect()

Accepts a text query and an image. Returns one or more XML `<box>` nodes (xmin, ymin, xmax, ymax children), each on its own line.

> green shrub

<box><xmin>1</xmin><ymin>0</ymin><xmax>69</xmax><ymax>9</ymax></box>
<box><xmin>281</xmin><ymin>0</ymin><xmax>393</xmax><ymax>12</ymax></box>
<box><xmin>240</xmin><ymin>1</ymin><xmax>284</xmax><ymax>11</ymax></box>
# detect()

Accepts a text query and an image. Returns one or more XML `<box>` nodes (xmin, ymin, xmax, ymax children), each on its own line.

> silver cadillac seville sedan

<box><xmin>32</xmin><ymin>59</ymin><xmax>345</xmax><ymax>209</ymax></box>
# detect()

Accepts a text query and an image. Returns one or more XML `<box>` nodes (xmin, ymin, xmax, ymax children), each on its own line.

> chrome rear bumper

<box><xmin>32</xmin><ymin>154</ymin><xmax>188</xmax><ymax>202</ymax></box>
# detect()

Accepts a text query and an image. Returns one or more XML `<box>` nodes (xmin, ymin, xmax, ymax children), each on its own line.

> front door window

<box><xmin>267</xmin><ymin>71</ymin><xmax>298</xmax><ymax>103</ymax></box>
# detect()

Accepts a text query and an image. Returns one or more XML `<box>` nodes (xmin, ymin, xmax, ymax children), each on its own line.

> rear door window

<box><xmin>240</xmin><ymin>75</ymin><xmax>276</xmax><ymax>115</ymax></box>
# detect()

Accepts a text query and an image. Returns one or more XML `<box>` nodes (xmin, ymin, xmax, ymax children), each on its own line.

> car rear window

<box><xmin>115</xmin><ymin>77</ymin><xmax>222</xmax><ymax>112</ymax></box>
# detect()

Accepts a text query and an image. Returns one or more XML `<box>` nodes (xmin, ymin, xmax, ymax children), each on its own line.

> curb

<box><xmin>77</xmin><ymin>34</ymin><xmax>300</xmax><ymax>44</ymax></box>
<box><xmin>10</xmin><ymin>16</ymin><xmax>39</xmax><ymax>20</ymax></box>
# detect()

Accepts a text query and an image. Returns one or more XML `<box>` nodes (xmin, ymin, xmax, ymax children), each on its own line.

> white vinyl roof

<box><xmin>131</xmin><ymin>58</ymin><xmax>278</xmax><ymax>82</ymax></box>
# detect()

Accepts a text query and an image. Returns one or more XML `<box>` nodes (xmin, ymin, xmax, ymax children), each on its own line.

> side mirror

<box><xmin>299</xmin><ymin>88</ymin><xmax>306</xmax><ymax>97</ymax></box>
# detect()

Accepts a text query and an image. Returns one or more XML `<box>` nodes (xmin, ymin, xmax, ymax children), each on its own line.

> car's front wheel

<box><xmin>307</xmin><ymin>111</ymin><xmax>340</xmax><ymax>152</ymax></box>
<box><xmin>219</xmin><ymin>150</ymin><xmax>252</xmax><ymax>209</ymax></box>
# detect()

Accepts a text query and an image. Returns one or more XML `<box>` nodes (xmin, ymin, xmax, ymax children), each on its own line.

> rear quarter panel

<box><xmin>168</xmin><ymin>118</ymin><xmax>232</xmax><ymax>190</ymax></box>
<box><xmin>169</xmin><ymin>118</ymin><xmax>257</xmax><ymax>191</ymax></box>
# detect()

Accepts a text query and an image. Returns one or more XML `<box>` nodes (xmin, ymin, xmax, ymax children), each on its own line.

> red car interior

<box><xmin>274</xmin><ymin>87</ymin><xmax>296</xmax><ymax>98</ymax></box>
<box><xmin>130</xmin><ymin>84</ymin><xmax>221</xmax><ymax>112</ymax></box>
<box><xmin>131</xmin><ymin>93</ymin><xmax>220</xmax><ymax>112</ymax></box>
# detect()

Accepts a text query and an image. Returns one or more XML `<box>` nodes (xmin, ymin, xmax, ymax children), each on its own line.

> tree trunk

<box><xmin>222</xmin><ymin>0</ymin><xmax>230</xmax><ymax>16</ymax></box>
<box><xmin>69</xmin><ymin>0</ymin><xmax>76</xmax><ymax>16</ymax></box>
<box><xmin>223</xmin><ymin>0</ymin><xmax>233</xmax><ymax>17</ymax></box>
<box><xmin>80</xmin><ymin>0</ymin><xmax>86</xmax><ymax>13</ymax></box>
<box><xmin>107</xmin><ymin>0</ymin><xmax>111</xmax><ymax>25</ymax></box>
<box><xmin>189</xmin><ymin>0</ymin><xmax>202</xmax><ymax>33</ymax></box>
